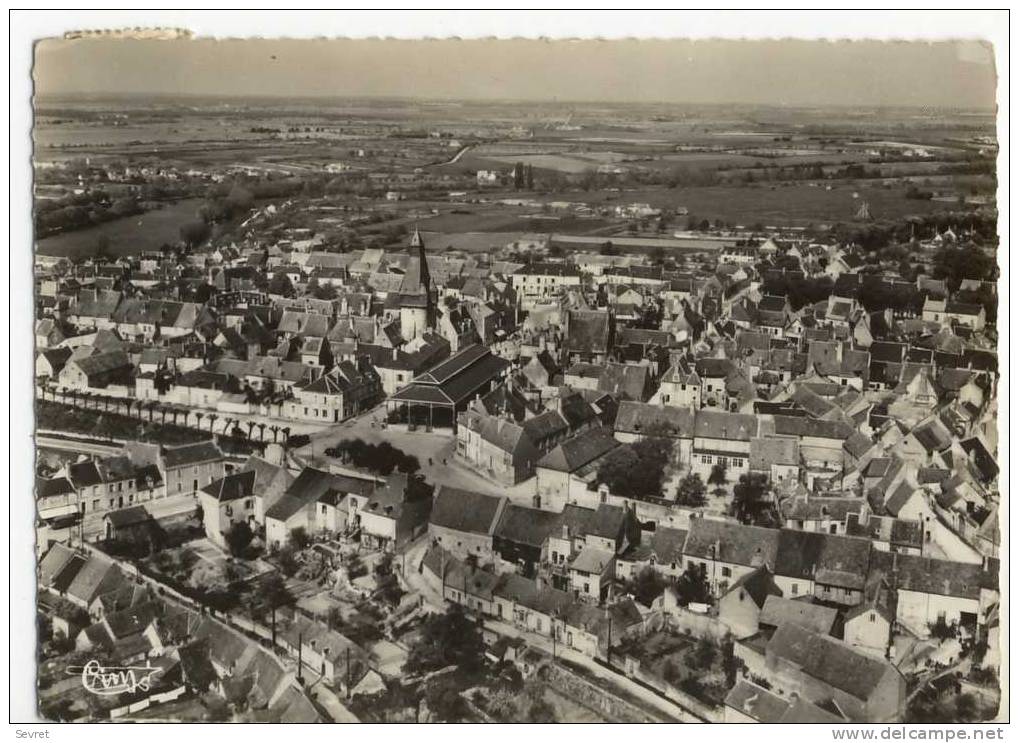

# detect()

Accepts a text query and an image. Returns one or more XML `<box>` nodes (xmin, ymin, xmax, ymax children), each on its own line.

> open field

<box><xmin>527</xmin><ymin>181</ymin><xmax>956</xmax><ymax>226</ymax></box>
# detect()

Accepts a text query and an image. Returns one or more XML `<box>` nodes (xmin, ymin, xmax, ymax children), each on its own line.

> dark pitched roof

<box><xmin>683</xmin><ymin>519</ymin><xmax>780</xmax><ymax>568</ymax></box>
<box><xmin>162</xmin><ymin>441</ymin><xmax>224</xmax><ymax>469</ymax></box>
<box><xmin>494</xmin><ymin>504</ymin><xmax>561</xmax><ymax>548</ymax></box>
<box><xmin>774</xmin><ymin>530</ymin><xmax>872</xmax><ymax>590</ymax></box>
<box><xmin>430</xmin><ymin>486</ymin><xmax>504</xmax><ymax>536</ymax></box>
<box><xmin>766</xmin><ymin>623</ymin><xmax>898</xmax><ymax>702</ymax></box>
<box><xmin>536</xmin><ymin>427</ymin><xmax>620</xmax><ymax>472</ymax></box>
<box><xmin>565</xmin><ymin>310</ymin><xmax>612</xmax><ymax>355</ymax></box>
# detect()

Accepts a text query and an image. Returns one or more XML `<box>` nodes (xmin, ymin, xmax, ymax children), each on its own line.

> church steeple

<box><xmin>409</xmin><ymin>225</ymin><xmax>431</xmax><ymax>292</ymax></box>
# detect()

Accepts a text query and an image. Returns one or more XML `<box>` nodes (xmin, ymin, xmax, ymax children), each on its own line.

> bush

<box><xmin>289</xmin><ymin>526</ymin><xmax>311</xmax><ymax>551</ymax></box>
<box><xmin>225</xmin><ymin>520</ymin><xmax>255</xmax><ymax>557</ymax></box>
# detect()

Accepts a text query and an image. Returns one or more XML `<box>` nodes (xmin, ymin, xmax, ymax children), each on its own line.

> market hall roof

<box><xmin>389</xmin><ymin>344</ymin><xmax>510</xmax><ymax>407</ymax></box>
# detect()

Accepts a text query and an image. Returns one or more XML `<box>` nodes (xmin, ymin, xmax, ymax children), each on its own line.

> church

<box><xmin>390</xmin><ymin>227</ymin><xmax>437</xmax><ymax>341</ymax></box>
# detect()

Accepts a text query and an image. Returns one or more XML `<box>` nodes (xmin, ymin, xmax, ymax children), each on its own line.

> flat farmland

<box><xmin>415</xmin><ymin>207</ymin><xmax>614</xmax><ymax>235</ymax></box>
<box><xmin>529</xmin><ymin>181</ymin><xmax>957</xmax><ymax>225</ymax></box>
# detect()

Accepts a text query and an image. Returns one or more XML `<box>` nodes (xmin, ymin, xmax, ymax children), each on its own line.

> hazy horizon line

<box><xmin>34</xmin><ymin>91</ymin><xmax>997</xmax><ymax>113</ymax></box>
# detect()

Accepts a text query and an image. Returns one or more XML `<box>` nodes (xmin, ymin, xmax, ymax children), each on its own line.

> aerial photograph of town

<box><xmin>26</xmin><ymin>22</ymin><xmax>1003</xmax><ymax>726</ymax></box>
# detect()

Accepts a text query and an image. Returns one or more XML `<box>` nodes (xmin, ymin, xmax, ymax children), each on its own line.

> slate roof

<box><xmin>874</xmin><ymin>552</ymin><xmax>994</xmax><ymax>600</ymax></box>
<box><xmin>494</xmin><ymin>504</ymin><xmax>561</xmax><ymax>548</ymax></box>
<box><xmin>750</xmin><ymin>437</ymin><xmax>799</xmax><ymax>470</ymax></box>
<box><xmin>597</xmin><ymin>362</ymin><xmax>650</xmax><ymax>401</ymax></box>
<box><xmin>536</xmin><ymin>427</ymin><xmax>620</xmax><ymax>472</ymax></box>
<box><xmin>564</xmin><ymin>310</ymin><xmax>612</xmax><ymax>355</ymax></box>
<box><xmin>766</xmin><ymin>623</ymin><xmax>900</xmax><ymax>703</ymax></box>
<box><xmin>694</xmin><ymin>409</ymin><xmax>759</xmax><ymax>441</ymax></box>
<box><xmin>723</xmin><ymin>565</ymin><xmax>782</xmax><ymax>609</ymax></box>
<box><xmin>39</xmin><ymin>543</ymin><xmax>78</xmax><ymax>586</ymax></box>
<box><xmin>162</xmin><ymin>441</ymin><xmax>224</xmax><ymax>469</ymax></box>
<box><xmin>683</xmin><ymin>519</ymin><xmax>780</xmax><ymax>568</ymax></box>
<box><xmin>266</xmin><ymin>467</ymin><xmax>376</xmax><ymax>523</ymax></box>
<box><xmin>774</xmin><ymin>530</ymin><xmax>872</xmax><ymax>591</ymax></box>
<box><xmin>430</xmin><ymin>486</ymin><xmax>505</xmax><ymax>536</ymax></box>
<box><xmin>202</xmin><ymin>470</ymin><xmax>258</xmax><ymax>503</ymax></box>
<box><xmin>759</xmin><ymin>595</ymin><xmax>838</xmax><ymax>634</ymax></box>
<box><xmin>36</xmin><ymin>476</ymin><xmax>76</xmax><ymax>500</ymax></box>
<box><xmin>104</xmin><ymin>505</ymin><xmax>152</xmax><ymax>529</ymax></box>
<box><xmin>725</xmin><ymin>680</ymin><xmax>791</xmax><ymax>723</ymax></box>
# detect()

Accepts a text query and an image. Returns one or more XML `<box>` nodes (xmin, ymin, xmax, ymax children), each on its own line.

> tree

<box><xmin>732</xmin><ymin>473</ymin><xmax>774</xmax><ymax>525</ymax></box>
<box><xmin>425</xmin><ymin>677</ymin><xmax>469</xmax><ymax>722</ymax></box>
<box><xmin>405</xmin><ymin>604</ymin><xmax>485</xmax><ymax>676</ymax></box>
<box><xmin>289</xmin><ymin>526</ymin><xmax>311</xmax><ymax>551</ymax></box>
<box><xmin>94</xmin><ymin>235</ymin><xmax>112</xmax><ymax>262</ymax></box>
<box><xmin>676</xmin><ymin>473</ymin><xmax>707</xmax><ymax>507</ymax></box>
<box><xmin>179</xmin><ymin>220</ymin><xmax>211</xmax><ymax>248</ymax></box>
<box><xmin>673</xmin><ymin>565</ymin><xmax>711</xmax><ymax>606</ymax></box>
<box><xmin>708</xmin><ymin>462</ymin><xmax>728</xmax><ymax>486</ymax></box>
<box><xmin>597</xmin><ymin>424</ymin><xmax>673</xmax><ymax>499</ymax></box>
<box><xmin>928</xmin><ymin>615</ymin><xmax>959</xmax><ymax>641</ymax></box>
<box><xmin>628</xmin><ymin>566</ymin><xmax>667</xmax><ymax>607</ymax></box>
<box><xmin>692</xmin><ymin>636</ymin><xmax>717</xmax><ymax>670</ymax></box>
<box><xmin>267</xmin><ymin>273</ymin><xmax>295</xmax><ymax>298</ymax></box>
<box><xmin>225</xmin><ymin>520</ymin><xmax>255</xmax><ymax>557</ymax></box>
<box><xmin>248</xmin><ymin>572</ymin><xmax>295</xmax><ymax>620</ymax></box>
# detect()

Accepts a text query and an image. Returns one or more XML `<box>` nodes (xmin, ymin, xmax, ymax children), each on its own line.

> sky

<box><xmin>33</xmin><ymin>37</ymin><xmax>997</xmax><ymax>109</ymax></box>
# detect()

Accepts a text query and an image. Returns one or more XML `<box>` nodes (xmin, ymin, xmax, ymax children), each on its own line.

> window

<box><xmin>869</xmin><ymin>613</ymin><xmax>876</xmax><ymax>623</ymax></box>
<box><xmin>92</xmin><ymin>500</ymin><xmax>99</xmax><ymax>512</ymax></box>
<box><xmin>791</xmin><ymin>584</ymin><xmax>799</xmax><ymax>595</ymax></box>
<box><xmin>721</xmin><ymin>567</ymin><xmax>731</xmax><ymax>578</ymax></box>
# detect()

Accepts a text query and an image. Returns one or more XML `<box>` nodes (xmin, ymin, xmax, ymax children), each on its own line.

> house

<box><xmin>198</xmin><ymin>471</ymin><xmax>264</xmax><ymax>549</ymax></box>
<box><xmin>772</xmin><ymin>529</ymin><xmax>873</xmax><ymax>606</ymax></box>
<box><xmin>758</xmin><ymin>595</ymin><xmax>838</xmax><ymax>636</ymax></box>
<box><xmin>58</xmin><ymin>350</ymin><xmax>133</xmax><ymax>391</ymax></box>
<box><xmin>655</xmin><ymin>361</ymin><xmax>701</xmax><ymax>408</ymax></box>
<box><xmin>562</xmin><ymin>309</ymin><xmax>614</xmax><ymax>365</ymax></box>
<box><xmin>596</xmin><ymin>362</ymin><xmax>653</xmax><ymax>402</ymax></box>
<box><xmin>455</xmin><ymin>401</ymin><xmax>541</xmax><ymax>486</ymax></box>
<box><xmin>125</xmin><ymin>440</ymin><xmax>227</xmax><ymax>500</ymax></box>
<box><xmin>101</xmin><ymin>505</ymin><xmax>157</xmax><ymax>543</ymax></box>
<box><xmin>717</xmin><ymin>565</ymin><xmax>783</xmax><ymax>639</ymax></box>
<box><xmin>724</xmin><ymin>679</ymin><xmax>844</xmax><ymax>723</ymax></box>
<box><xmin>682</xmin><ymin>518</ymin><xmax>780</xmax><ymax>596</ymax></box>
<box><xmin>753</xmin><ymin>623</ymin><xmax>906</xmax><ymax>722</ymax></box>
<box><xmin>428</xmin><ymin>486</ymin><xmax>507</xmax><ymax>564</ymax></box>
<box><xmin>691</xmin><ymin>410</ymin><xmax>759</xmax><ymax>480</ymax></box>
<box><xmin>36</xmin><ymin>347</ymin><xmax>73</xmax><ymax>380</ymax></box>
<box><xmin>749</xmin><ymin>436</ymin><xmax>800</xmax><ymax>485</ymax></box>
<box><xmin>64</xmin><ymin>453</ymin><xmax>165</xmax><ymax>529</ymax></box>
<box><xmin>357</xmin><ymin>473</ymin><xmax>431</xmax><ymax>552</ymax></box>
<box><xmin>568</xmin><ymin>546</ymin><xmax>615</xmax><ymax>603</ymax></box>
<box><xmin>534</xmin><ymin>427</ymin><xmax>621</xmax><ymax>512</ymax></box>
<box><xmin>843</xmin><ymin>578</ymin><xmax>895</xmax><ymax>657</ymax></box>
<box><xmin>694</xmin><ymin>357</ymin><xmax>734</xmax><ymax>408</ymax></box>
<box><xmin>874</xmin><ymin>551</ymin><xmax>998</xmax><ymax>637</ymax></box>
<box><xmin>511</xmin><ymin>263</ymin><xmax>582</xmax><ymax>308</ymax></box>
<box><xmin>282</xmin><ymin>358</ymin><xmax>382</xmax><ymax>424</ymax></box>
<box><xmin>492</xmin><ymin>504</ymin><xmax>561</xmax><ymax>577</ymax></box>
<box><xmin>37</xmin><ymin>318</ymin><xmax>68</xmax><ymax>349</ymax></box>
<box><xmin>615</xmin><ymin>525</ymin><xmax>687</xmax><ymax>583</ymax></box>
<box><xmin>76</xmin><ymin>601</ymin><xmax>163</xmax><ymax>663</ymax></box>
<box><xmin>264</xmin><ymin>467</ymin><xmax>378</xmax><ymax>549</ymax></box>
